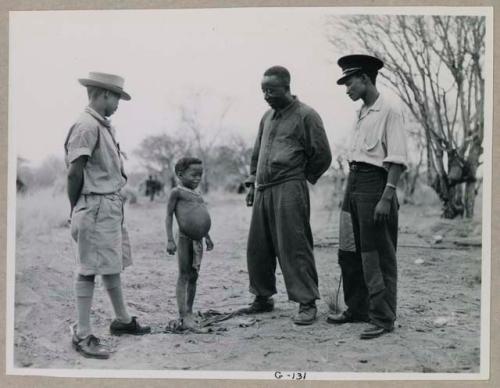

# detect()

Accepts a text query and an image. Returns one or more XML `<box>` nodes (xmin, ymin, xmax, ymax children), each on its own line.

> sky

<box><xmin>9</xmin><ymin>7</ymin><xmax>375</xmax><ymax>170</ymax></box>
<box><xmin>10</xmin><ymin>7</ymin><xmax>491</xmax><ymax>172</ymax></box>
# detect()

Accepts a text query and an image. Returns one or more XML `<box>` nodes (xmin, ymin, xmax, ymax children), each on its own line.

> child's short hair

<box><xmin>174</xmin><ymin>157</ymin><xmax>203</xmax><ymax>176</ymax></box>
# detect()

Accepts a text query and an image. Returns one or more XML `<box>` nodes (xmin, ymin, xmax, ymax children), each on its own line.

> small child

<box><xmin>166</xmin><ymin>157</ymin><xmax>214</xmax><ymax>329</ymax></box>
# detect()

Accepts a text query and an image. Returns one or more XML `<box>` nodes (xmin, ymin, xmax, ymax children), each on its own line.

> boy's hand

<box><xmin>166</xmin><ymin>240</ymin><xmax>177</xmax><ymax>255</ymax></box>
<box><xmin>246</xmin><ymin>185</ymin><xmax>255</xmax><ymax>207</ymax></box>
<box><xmin>205</xmin><ymin>237</ymin><xmax>214</xmax><ymax>251</ymax></box>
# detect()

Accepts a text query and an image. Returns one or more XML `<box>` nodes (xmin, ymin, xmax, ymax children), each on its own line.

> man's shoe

<box><xmin>326</xmin><ymin>310</ymin><xmax>369</xmax><ymax>324</ymax></box>
<box><xmin>241</xmin><ymin>296</ymin><xmax>274</xmax><ymax>314</ymax></box>
<box><xmin>360</xmin><ymin>324</ymin><xmax>393</xmax><ymax>340</ymax></box>
<box><xmin>70</xmin><ymin>324</ymin><xmax>110</xmax><ymax>359</ymax></box>
<box><xmin>110</xmin><ymin>316</ymin><xmax>151</xmax><ymax>336</ymax></box>
<box><xmin>293</xmin><ymin>302</ymin><xmax>317</xmax><ymax>326</ymax></box>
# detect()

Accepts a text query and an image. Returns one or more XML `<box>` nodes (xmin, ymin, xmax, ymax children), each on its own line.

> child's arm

<box><xmin>205</xmin><ymin>233</ymin><xmax>214</xmax><ymax>251</ymax></box>
<box><xmin>166</xmin><ymin>189</ymin><xmax>179</xmax><ymax>255</ymax></box>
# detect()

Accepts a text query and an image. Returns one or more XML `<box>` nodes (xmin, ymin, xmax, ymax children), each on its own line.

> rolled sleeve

<box><xmin>383</xmin><ymin>107</ymin><xmax>408</xmax><ymax>169</ymax></box>
<box><xmin>67</xmin><ymin>124</ymin><xmax>98</xmax><ymax>163</ymax></box>
<box><xmin>304</xmin><ymin>110</ymin><xmax>332</xmax><ymax>184</ymax></box>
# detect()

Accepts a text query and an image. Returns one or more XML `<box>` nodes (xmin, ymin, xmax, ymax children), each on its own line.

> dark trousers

<box><xmin>247</xmin><ymin>180</ymin><xmax>320</xmax><ymax>304</ymax></box>
<box><xmin>338</xmin><ymin>164</ymin><xmax>398</xmax><ymax>329</ymax></box>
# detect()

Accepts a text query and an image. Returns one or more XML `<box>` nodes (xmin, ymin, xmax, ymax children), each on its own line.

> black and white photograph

<box><xmin>6</xmin><ymin>6</ymin><xmax>493</xmax><ymax>381</ymax></box>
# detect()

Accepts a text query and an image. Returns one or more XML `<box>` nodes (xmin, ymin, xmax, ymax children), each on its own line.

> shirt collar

<box><xmin>272</xmin><ymin>96</ymin><xmax>299</xmax><ymax>119</ymax></box>
<box><xmin>356</xmin><ymin>93</ymin><xmax>383</xmax><ymax>117</ymax></box>
<box><xmin>85</xmin><ymin>106</ymin><xmax>111</xmax><ymax>128</ymax></box>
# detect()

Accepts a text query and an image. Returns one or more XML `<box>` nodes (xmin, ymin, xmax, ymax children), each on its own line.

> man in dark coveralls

<box><xmin>244</xmin><ymin>66</ymin><xmax>332</xmax><ymax>325</ymax></box>
<box><xmin>327</xmin><ymin>55</ymin><xmax>408</xmax><ymax>339</ymax></box>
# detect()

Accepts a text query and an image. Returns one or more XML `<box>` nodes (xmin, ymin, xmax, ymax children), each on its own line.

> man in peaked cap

<box><xmin>327</xmin><ymin>55</ymin><xmax>408</xmax><ymax>339</ymax></box>
<box><xmin>64</xmin><ymin>72</ymin><xmax>150</xmax><ymax>359</ymax></box>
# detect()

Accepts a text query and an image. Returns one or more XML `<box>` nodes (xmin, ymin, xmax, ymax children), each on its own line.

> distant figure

<box><xmin>145</xmin><ymin>175</ymin><xmax>158</xmax><ymax>201</ymax></box>
<box><xmin>165</xmin><ymin>157</ymin><xmax>214</xmax><ymax>329</ymax></box>
<box><xmin>154</xmin><ymin>175</ymin><xmax>165</xmax><ymax>197</ymax></box>
<box><xmin>64</xmin><ymin>72</ymin><xmax>150</xmax><ymax>360</ymax></box>
<box><xmin>244</xmin><ymin>66</ymin><xmax>332</xmax><ymax>325</ymax></box>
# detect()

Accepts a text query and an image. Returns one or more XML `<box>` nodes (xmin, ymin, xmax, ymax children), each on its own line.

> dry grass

<box><xmin>323</xmin><ymin>277</ymin><xmax>346</xmax><ymax>314</ymax></box>
<box><xmin>16</xmin><ymin>188</ymin><xmax>69</xmax><ymax>238</ymax></box>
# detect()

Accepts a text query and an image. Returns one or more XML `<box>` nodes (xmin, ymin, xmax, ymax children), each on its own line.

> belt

<box><xmin>84</xmin><ymin>192</ymin><xmax>123</xmax><ymax>200</ymax></box>
<box><xmin>349</xmin><ymin>161</ymin><xmax>386</xmax><ymax>173</ymax></box>
<box><xmin>255</xmin><ymin>176</ymin><xmax>304</xmax><ymax>191</ymax></box>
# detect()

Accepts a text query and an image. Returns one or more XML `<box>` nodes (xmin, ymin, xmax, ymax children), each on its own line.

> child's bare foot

<box><xmin>182</xmin><ymin>314</ymin><xmax>197</xmax><ymax>330</ymax></box>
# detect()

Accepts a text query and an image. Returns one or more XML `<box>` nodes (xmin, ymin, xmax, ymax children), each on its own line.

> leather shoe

<box><xmin>360</xmin><ymin>324</ymin><xmax>393</xmax><ymax>340</ymax></box>
<box><xmin>110</xmin><ymin>316</ymin><xmax>151</xmax><ymax>336</ymax></box>
<box><xmin>71</xmin><ymin>324</ymin><xmax>110</xmax><ymax>359</ymax></box>
<box><xmin>326</xmin><ymin>310</ymin><xmax>369</xmax><ymax>324</ymax></box>
<box><xmin>293</xmin><ymin>302</ymin><xmax>317</xmax><ymax>325</ymax></box>
<box><xmin>241</xmin><ymin>296</ymin><xmax>274</xmax><ymax>314</ymax></box>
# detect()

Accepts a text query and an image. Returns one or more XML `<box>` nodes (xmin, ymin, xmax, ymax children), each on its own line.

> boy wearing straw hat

<box><xmin>64</xmin><ymin>72</ymin><xmax>150</xmax><ymax>359</ymax></box>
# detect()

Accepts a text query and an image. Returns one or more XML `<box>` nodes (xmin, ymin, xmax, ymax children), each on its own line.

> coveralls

<box><xmin>246</xmin><ymin>97</ymin><xmax>332</xmax><ymax>304</ymax></box>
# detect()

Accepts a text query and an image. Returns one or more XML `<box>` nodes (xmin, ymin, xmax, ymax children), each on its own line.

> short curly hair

<box><xmin>174</xmin><ymin>157</ymin><xmax>203</xmax><ymax>176</ymax></box>
<box><xmin>263</xmin><ymin>66</ymin><xmax>291</xmax><ymax>86</ymax></box>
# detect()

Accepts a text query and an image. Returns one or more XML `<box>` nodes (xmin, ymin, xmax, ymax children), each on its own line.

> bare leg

<box><xmin>176</xmin><ymin>235</ymin><xmax>194</xmax><ymax>321</ymax></box>
<box><xmin>176</xmin><ymin>276</ymin><xmax>189</xmax><ymax>318</ymax></box>
<box><xmin>186</xmin><ymin>271</ymin><xmax>199</xmax><ymax>315</ymax></box>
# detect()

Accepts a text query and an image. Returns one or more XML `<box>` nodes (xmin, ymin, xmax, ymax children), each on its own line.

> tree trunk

<box><xmin>464</xmin><ymin>139</ymin><xmax>482</xmax><ymax>218</ymax></box>
<box><xmin>426</xmin><ymin>129</ymin><xmax>433</xmax><ymax>186</ymax></box>
<box><xmin>464</xmin><ymin>182</ymin><xmax>476</xmax><ymax>218</ymax></box>
<box><xmin>431</xmin><ymin>173</ymin><xmax>464</xmax><ymax>219</ymax></box>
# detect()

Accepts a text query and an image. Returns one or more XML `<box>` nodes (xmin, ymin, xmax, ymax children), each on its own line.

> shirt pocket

<box><xmin>363</xmin><ymin>126</ymin><xmax>382</xmax><ymax>152</ymax></box>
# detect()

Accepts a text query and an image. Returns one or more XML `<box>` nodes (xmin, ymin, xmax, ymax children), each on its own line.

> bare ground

<box><xmin>13</xmin><ymin>187</ymin><xmax>483</xmax><ymax>373</ymax></box>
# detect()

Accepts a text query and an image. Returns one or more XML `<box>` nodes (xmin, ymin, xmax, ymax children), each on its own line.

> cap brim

<box><xmin>78</xmin><ymin>79</ymin><xmax>131</xmax><ymax>101</ymax></box>
<box><xmin>336</xmin><ymin>69</ymin><xmax>361</xmax><ymax>85</ymax></box>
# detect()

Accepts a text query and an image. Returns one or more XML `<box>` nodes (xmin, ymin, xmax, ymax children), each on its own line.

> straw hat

<box><xmin>78</xmin><ymin>72</ymin><xmax>131</xmax><ymax>100</ymax></box>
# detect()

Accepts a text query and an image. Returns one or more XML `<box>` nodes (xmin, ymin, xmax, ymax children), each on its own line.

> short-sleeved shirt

<box><xmin>246</xmin><ymin>97</ymin><xmax>332</xmax><ymax>187</ymax></box>
<box><xmin>348</xmin><ymin>94</ymin><xmax>408</xmax><ymax>169</ymax></box>
<box><xmin>64</xmin><ymin>107</ymin><xmax>127</xmax><ymax>194</ymax></box>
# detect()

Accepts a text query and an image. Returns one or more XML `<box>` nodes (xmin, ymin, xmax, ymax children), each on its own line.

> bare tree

<box><xmin>134</xmin><ymin>91</ymin><xmax>241</xmax><ymax>193</ymax></box>
<box><xmin>206</xmin><ymin>135</ymin><xmax>253</xmax><ymax>191</ymax></box>
<box><xmin>400</xmin><ymin>118</ymin><xmax>427</xmax><ymax>203</ymax></box>
<box><xmin>326</xmin><ymin>15</ymin><xmax>485</xmax><ymax>218</ymax></box>
<box><xmin>178</xmin><ymin>91</ymin><xmax>233</xmax><ymax>192</ymax></box>
<box><xmin>133</xmin><ymin>134</ymin><xmax>189</xmax><ymax>188</ymax></box>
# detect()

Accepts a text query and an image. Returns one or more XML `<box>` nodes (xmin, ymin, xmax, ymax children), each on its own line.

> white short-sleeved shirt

<box><xmin>65</xmin><ymin>107</ymin><xmax>127</xmax><ymax>194</ymax></box>
<box><xmin>348</xmin><ymin>94</ymin><xmax>408</xmax><ymax>169</ymax></box>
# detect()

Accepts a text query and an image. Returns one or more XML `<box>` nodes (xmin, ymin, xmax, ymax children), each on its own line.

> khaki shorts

<box><xmin>71</xmin><ymin>193</ymin><xmax>132</xmax><ymax>275</ymax></box>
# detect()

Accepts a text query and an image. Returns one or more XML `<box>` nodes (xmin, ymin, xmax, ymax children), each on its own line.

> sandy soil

<box><xmin>13</xmin><ymin>187</ymin><xmax>483</xmax><ymax>373</ymax></box>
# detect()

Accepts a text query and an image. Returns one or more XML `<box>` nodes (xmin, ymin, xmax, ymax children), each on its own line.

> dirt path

<box><xmin>13</xmin><ymin>189</ymin><xmax>482</xmax><ymax>373</ymax></box>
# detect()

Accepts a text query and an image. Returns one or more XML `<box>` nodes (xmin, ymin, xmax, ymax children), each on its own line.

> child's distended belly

<box><xmin>176</xmin><ymin>201</ymin><xmax>211</xmax><ymax>241</ymax></box>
